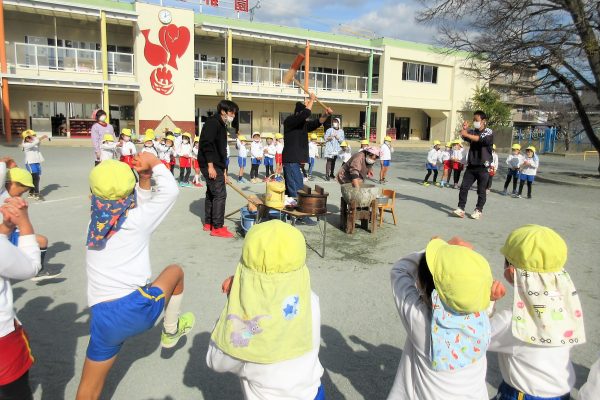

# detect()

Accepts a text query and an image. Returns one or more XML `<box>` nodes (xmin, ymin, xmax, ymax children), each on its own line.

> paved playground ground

<box><xmin>1</xmin><ymin>144</ymin><xmax>598</xmax><ymax>400</ymax></box>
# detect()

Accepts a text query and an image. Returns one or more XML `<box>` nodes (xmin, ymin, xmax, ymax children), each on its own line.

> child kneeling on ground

<box><xmin>207</xmin><ymin>220</ymin><xmax>325</xmax><ymax>400</ymax></box>
<box><xmin>388</xmin><ymin>236</ymin><xmax>503</xmax><ymax>400</ymax></box>
<box><xmin>76</xmin><ymin>154</ymin><xmax>195</xmax><ymax>400</ymax></box>
<box><xmin>489</xmin><ymin>224</ymin><xmax>585</xmax><ymax>400</ymax></box>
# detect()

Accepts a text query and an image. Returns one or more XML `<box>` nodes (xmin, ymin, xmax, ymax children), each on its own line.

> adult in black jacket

<box><xmin>198</xmin><ymin>99</ymin><xmax>238</xmax><ymax>238</ymax></box>
<box><xmin>453</xmin><ymin>110</ymin><xmax>494</xmax><ymax>220</ymax></box>
<box><xmin>283</xmin><ymin>93</ymin><xmax>332</xmax><ymax>198</ymax></box>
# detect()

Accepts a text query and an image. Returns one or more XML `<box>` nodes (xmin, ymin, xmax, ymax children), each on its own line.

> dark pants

<box><xmin>519</xmin><ymin>180</ymin><xmax>533</xmax><ymax>198</ymax></box>
<box><xmin>283</xmin><ymin>163</ymin><xmax>304</xmax><ymax>198</ymax></box>
<box><xmin>30</xmin><ymin>173</ymin><xmax>40</xmax><ymax>195</ymax></box>
<box><xmin>179</xmin><ymin>167</ymin><xmax>191</xmax><ymax>183</ymax></box>
<box><xmin>0</xmin><ymin>372</ymin><xmax>33</xmax><ymax>400</ymax></box>
<box><xmin>458</xmin><ymin>166</ymin><xmax>489</xmax><ymax>211</ymax></box>
<box><xmin>424</xmin><ymin>169</ymin><xmax>438</xmax><ymax>183</ymax></box>
<box><xmin>325</xmin><ymin>157</ymin><xmax>337</xmax><ymax>178</ymax></box>
<box><xmin>487</xmin><ymin>175</ymin><xmax>493</xmax><ymax>190</ymax></box>
<box><xmin>453</xmin><ymin>169</ymin><xmax>462</xmax><ymax>185</ymax></box>
<box><xmin>201</xmin><ymin>167</ymin><xmax>227</xmax><ymax>229</ymax></box>
<box><xmin>250</xmin><ymin>164</ymin><xmax>260</xmax><ymax>179</ymax></box>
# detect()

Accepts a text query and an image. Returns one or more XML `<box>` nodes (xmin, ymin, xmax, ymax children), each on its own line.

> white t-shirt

<box><xmin>381</xmin><ymin>143</ymin><xmax>393</xmax><ymax>161</ymax></box>
<box><xmin>237</xmin><ymin>140</ymin><xmax>248</xmax><ymax>158</ymax></box>
<box><xmin>250</xmin><ymin>141</ymin><xmax>264</xmax><ymax>160</ymax></box>
<box><xmin>506</xmin><ymin>154</ymin><xmax>523</xmax><ymax>170</ymax></box>
<box><xmin>427</xmin><ymin>149</ymin><xmax>440</xmax><ymax>165</ymax></box>
<box><xmin>388</xmin><ymin>252</ymin><xmax>489</xmax><ymax>400</ymax></box>
<box><xmin>265</xmin><ymin>143</ymin><xmax>276</xmax><ymax>159</ymax></box>
<box><xmin>1</xmin><ymin>234</ymin><xmax>41</xmax><ymax>337</ymax></box>
<box><xmin>519</xmin><ymin>156</ymin><xmax>538</xmax><ymax>176</ymax></box>
<box><xmin>179</xmin><ymin>142</ymin><xmax>193</xmax><ymax>158</ymax></box>
<box><xmin>339</xmin><ymin>147</ymin><xmax>352</xmax><ymax>163</ymax></box>
<box><xmin>276</xmin><ymin>142</ymin><xmax>284</xmax><ymax>155</ymax></box>
<box><xmin>86</xmin><ymin>164</ymin><xmax>178</xmax><ymax>306</ymax></box>
<box><xmin>101</xmin><ymin>142</ymin><xmax>118</xmax><ymax>161</ymax></box>
<box><xmin>308</xmin><ymin>142</ymin><xmax>319</xmax><ymax>159</ymax></box>
<box><xmin>207</xmin><ymin>292</ymin><xmax>324</xmax><ymax>400</ymax></box>
<box><xmin>489</xmin><ymin>310</ymin><xmax>575</xmax><ymax>397</ymax></box>
<box><xmin>120</xmin><ymin>141</ymin><xmax>137</xmax><ymax>156</ymax></box>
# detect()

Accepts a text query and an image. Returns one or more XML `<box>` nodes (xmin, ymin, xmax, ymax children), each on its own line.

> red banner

<box><xmin>205</xmin><ymin>0</ymin><xmax>219</xmax><ymax>7</ymax></box>
<box><xmin>235</xmin><ymin>0</ymin><xmax>249</xmax><ymax>12</ymax></box>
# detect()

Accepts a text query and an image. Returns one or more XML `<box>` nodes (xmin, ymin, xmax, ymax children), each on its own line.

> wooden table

<box><xmin>255</xmin><ymin>204</ymin><xmax>331</xmax><ymax>258</ymax></box>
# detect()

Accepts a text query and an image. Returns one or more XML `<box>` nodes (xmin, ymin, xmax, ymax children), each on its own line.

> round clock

<box><xmin>158</xmin><ymin>9</ymin><xmax>172</xmax><ymax>25</ymax></box>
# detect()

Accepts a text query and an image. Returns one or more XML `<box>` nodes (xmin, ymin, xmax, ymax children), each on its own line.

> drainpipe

<box><xmin>365</xmin><ymin>49</ymin><xmax>374</xmax><ymax>141</ymax></box>
<box><xmin>226</xmin><ymin>29</ymin><xmax>232</xmax><ymax>100</ymax></box>
<box><xmin>304</xmin><ymin>40</ymin><xmax>310</xmax><ymax>94</ymax></box>
<box><xmin>0</xmin><ymin>0</ymin><xmax>11</xmax><ymax>142</ymax></box>
<box><xmin>100</xmin><ymin>10</ymin><xmax>110</xmax><ymax>120</ymax></box>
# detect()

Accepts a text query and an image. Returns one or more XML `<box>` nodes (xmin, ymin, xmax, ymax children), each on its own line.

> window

<box><xmin>402</xmin><ymin>62</ymin><xmax>438</xmax><ymax>84</ymax></box>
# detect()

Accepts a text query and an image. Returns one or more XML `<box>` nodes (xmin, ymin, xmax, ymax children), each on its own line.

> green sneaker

<box><xmin>161</xmin><ymin>312</ymin><xmax>195</xmax><ymax>349</ymax></box>
<box><xmin>422</xmin><ymin>182</ymin><xmax>430</xmax><ymax>187</ymax></box>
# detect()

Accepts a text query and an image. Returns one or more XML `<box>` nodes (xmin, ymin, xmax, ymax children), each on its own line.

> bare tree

<box><xmin>418</xmin><ymin>0</ymin><xmax>600</xmax><ymax>173</ymax></box>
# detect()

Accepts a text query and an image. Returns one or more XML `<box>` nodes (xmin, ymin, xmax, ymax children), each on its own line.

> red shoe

<box><xmin>210</xmin><ymin>226</ymin><xmax>234</xmax><ymax>238</ymax></box>
<box><xmin>203</xmin><ymin>224</ymin><xmax>213</xmax><ymax>231</ymax></box>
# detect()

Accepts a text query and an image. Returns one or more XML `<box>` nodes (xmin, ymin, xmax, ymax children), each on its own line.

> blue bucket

<box><xmin>240</xmin><ymin>207</ymin><xmax>257</xmax><ymax>233</ymax></box>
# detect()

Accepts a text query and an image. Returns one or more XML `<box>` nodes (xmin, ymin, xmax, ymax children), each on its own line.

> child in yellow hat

<box><xmin>450</xmin><ymin>140</ymin><xmax>465</xmax><ymax>189</ymax></box>
<box><xmin>489</xmin><ymin>225</ymin><xmax>585</xmax><ymax>400</ymax></box>
<box><xmin>0</xmin><ymin>157</ymin><xmax>56</xmax><ymax>281</ymax></box>
<box><xmin>191</xmin><ymin>136</ymin><xmax>203</xmax><ymax>188</ymax></box>
<box><xmin>339</xmin><ymin>141</ymin><xmax>351</xmax><ymax>165</ymax></box>
<box><xmin>77</xmin><ymin>154</ymin><xmax>195</xmax><ymax>399</ymax></box>
<box><xmin>100</xmin><ymin>134</ymin><xmax>117</xmax><ymax>161</ymax></box>
<box><xmin>275</xmin><ymin>133</ymin><xmax>284</xmax><ymax>175</ymax></box>
<box><xmin>118</xmin><ymin>128</ymin><xmax>137</xmax><ymax>168</ymax></box>
<box><xmin>502</xmin><ymin>143</ymin><xmax>523</xmax><ymax>196</ymax></box>
<box><xmin>439</xmin><ymin>142</ymin><xmax>452</xmax><ymax>187</ymax></box>
<box><xmin>141</xmin><ymin>129</ymin><xmax>159</xmax><ymax>158</ymax></box>
<box><xmin>236</xmin><ymin>134</ymin><xmax>249</xmax><ymax>183</ymax></box>
<box><xmin>20</xmin><ymin>129</ymin><xmax>48</xmax><ymax>201</ymax></box>
<box><xmin>177</xmin><ymin>133</ymin><xmax>194</xmax><ymax>187</ymax></box>
<box><xmin>388</xmin><ymin>237</ymin><xmax>502</xmax><ymax>399</ymax></box>
<box><xmin>157</xmin><ymin>134</ymin><xmax>176</xmax><ymax>175</ymax></box>
<box><xmin>423</xmin><ymin>140</ymin><xmax>442</xmax><ymax>187</ymax></box>
<box><xmin>486</xmin><ymin>144</ymin><xmax>499</xmax><ymax>194</ymax></box>
<box><xmin>308</xmin><ymin>133</ymin><xmax>319</xmax><ymax>180</ymax></box>
<box><xmin>379</xmin><ymin>135</ymin><xmax>394</xmax><ymax>184</ymax></box>
<box><xmin>360</xmin><ymin>139</ymin><xmax>370</xmax><ymax>150</ymax></box>
<box><xmin>249</xmin><ymin>132</ymin><xmax>264</xmax><ymax>184</ymax></box>
<box><xmin>515</xmin><ymin>146</ymin><xmax>538</xmax><ymax>199</ymax></box>
<box><xmin>207</xmin><ymin>220</ymin><xmax>325</xmax><ymax>400</ymax></box>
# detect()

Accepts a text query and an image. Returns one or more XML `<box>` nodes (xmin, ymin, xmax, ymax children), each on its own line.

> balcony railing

<box><xmin>11</xmin><ymin>43</ymin><xmax>134</xmax><ymax>75</ymax></box>
<box><xmin>500</xmin><ymin>93</ymin><xmax>538</xmax><ymax>106</ymax></box>
<box><xmin>512</xmin><ymin>112</ymin><xmax>538</xmax><ymax>122</ymax></box>
<box><xmin>195</xmin><ymin>61</ymin><xmax>379</xmax><ymax>93</ymax></box>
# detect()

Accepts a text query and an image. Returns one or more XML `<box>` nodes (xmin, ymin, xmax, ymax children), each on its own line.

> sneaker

<box><xmin>203</xmin><ymin>223</ymin><xmax>213</xmax><ymax>232</ymax></box>
<box><xmin>514</xmin><ymin>194</ymin><xmax>522</xmax><ymax>199</ymax></box>
<box><xmin>160</xmin><ymin>312</ymin><xmax>196</xmax><ymax>349</ymax></box>
<box><xmin>453</xmin><ymin>184</ymin><xmax>459</xmax><ymax>189</ymax></box>
<box><xmin>452</xmin><ymin>208</ymin><xmax>465</xmax><ymax>218</ymax></box>
<box><xmin>308</xmin><ymin>175</ymin><xmax>314</xmax><ymax>181</ymax></box>
<box><xmin>434</xmin><ymin>182</ymin><xmax>441</xmax><ymax>187</ymax></box>
<box><xmin>296</xmin><ymin>217</ymin><xmax>317</xmax><ymax>226</ymax></box>
<box><xmin>31</xmin><ymin>269</ymin><xmax>61</xmax><ymax>282</ymax></box>
<box><xmin>470</xmin><ymin>209</ymin><xmax>482</xmax><ymax>220</ymax></box>
<box><xmin>422</xmin><ymin>182</ymin><xmax>430</xmax><ymax>187</ymax></box>
<box><xmin>303</xmin><ymin>177</ymin><xmax>308</xmax><ymax>183</ymax></box>
<box><xmin>326</xmin><ymin>176</ymin><xmax>331</xmax><ymax>181</ymax></box>
<box><xmin>27</xmin><ymin>193</ymin><xmax>36</xmax><ymax>199</ymax></box>
<box><xmin>35</xmin><ymin>194</ymin><xmax>44</xmax><ymax>201</ymax></box>
<box><xmin>193</xmin><ymin>182</ymin><xmax>203</xmax><ymax>188</ymax></box>
<box><xmin>486</xmin><ymin>189</ymin><xmax>490</xmax><ymax>194</ymax></box>
<box><xmin>178</xmin><ymin>181</ymin><xmax>185</xmax><ymax>187</ymax></box>
<box><xmin>211</xmin><ymin>226</ymin><xmax>234</xmax><ymax>238</ymax></box>
<box><xmin>501</xmin><ymin>190</ymin><xmax>508</xmax><ymax>196</ymax></box>
<box><xmin>527</xmin><ymin>195</ymin><xmax>532</xmax><ymax>199</ymax></box>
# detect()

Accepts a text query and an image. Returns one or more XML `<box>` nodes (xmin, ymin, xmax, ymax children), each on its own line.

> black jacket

<box><xmin>282</xmin><ymin>108</ymin><xmax>322</xmax><ymax>164</ymax></box>
<box><xmin>198</xmin><ymin>116</ymin><xmax>228</xmax><ymax>169</ymax></box>
<box><xmin>465</xmin><ymin>128</ymin><xmax>494</xmax><ymax>167</ymax></box>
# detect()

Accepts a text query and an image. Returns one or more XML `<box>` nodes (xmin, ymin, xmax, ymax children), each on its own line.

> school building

<box><xmin>0</xmin><ymin>0</ymin><xmax>484</xmax><ymax>143</ymax></box>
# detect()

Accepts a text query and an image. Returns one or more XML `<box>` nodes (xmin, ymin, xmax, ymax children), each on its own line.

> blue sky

<box><xmin>154</xmin><ymin>0</ymin><xmax>438</xmax><ymax>44</ymax></box>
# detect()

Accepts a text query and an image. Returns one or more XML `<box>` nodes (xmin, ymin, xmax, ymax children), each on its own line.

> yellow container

<box><xmin>265</xmin><ymin>176</ymin><xmax>285</xmax><ymax>209</ymax></box>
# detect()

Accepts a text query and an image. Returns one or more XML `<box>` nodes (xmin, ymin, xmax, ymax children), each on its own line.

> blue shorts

<box><xmin>87</xmin><ymin>286</ymin><xmax>165</xmax><ymax>361</ymax></box>
<box><xmin>314</xmin><ymin>385</ymin><xmax>325</xmax><ymax>400</ymax></box>
<box><xmin>264</xmin><ymin>157</ymin><xmax>274</xmax><ymax>167</ymax></box>
<box><xmin>520</xmin><ymin>174</ymin><xmax>535</xmax><ymax>183</ymax></box>
<box><xmin>8</xmin><ymin>228</ymin><xmax>20</xmax><ymax>246</ymax></box>
<box><xmin>383</xmin><ymin>160</ymin><xmax>391</xmax><ymax>167</ymax></box>
<box><xmin>251</xmin><ymin>158</ymin><xmax>262</xmax><ymax>166</ymax></box>
<box><xmin>426</xmin><ymin>163</ymin><xmax>438</xmax><ymax>170</ymax></box>
<box><xmin>225</xmin><ymin>158</ymin><xmax>230</xmax><ymax>167</ymax></box>
<box><xmin>26</xmin><ymin>163</ymin><xmax>41</xmax><ymax>175</ymax></box>
<box><xmin>495</xmin><ymin>381</ymin><xmax>569</xmax><ymax>400</ymax></box>
<box><xmin>508</xmin><ymin>169</ymin><xmax>520</xmax><ymax>178</ymax></box>
<box><xmin>238</xmin><ymin>157</ymin><xmax>247</xmax><ymax>168</ymax></box>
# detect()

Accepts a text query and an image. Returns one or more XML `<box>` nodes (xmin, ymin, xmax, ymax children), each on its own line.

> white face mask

<box><xmin>224</xmin><ymin>114</ymin><xmax>234</xmax><ymax>124</ymax></box>
<box><xmin>333</xmin><ymin>123</ymin><xmax>339</xmax><ymax>129</ymax></box>
<box><xmin>122</xmin><ymin>136</ymin><xmax>130</xmax><ymax>142</ymax></box>
<box><xmin>99</xmin><ymin>115</ymin><xmax>107</xmax><ymax>122</ymax></box>
<box><xmin>473</xmin><ymin>121</ymin><xmax>481</xmax><ymax>130</ymax></box>
<box><xmin>144</xmin><ymin>142</ymin><xmax>153</xmax><ymax>147</ymax></box>
<box><xmin>183</xmin><ymin>139</ymin><xmax>189</xmax><ymax>144</ymax></box>
<box><xmin>366</xmin><ymin>157</ymin><xmax>376</xmax><ymax>165</ymax></box>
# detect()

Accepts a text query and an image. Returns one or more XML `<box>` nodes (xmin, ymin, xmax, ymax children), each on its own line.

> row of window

<box><xmin>24</xmin><ymin>36</ymin><xmax>132</xmax><ymax>54</ymax></box>
<box><xmin>401</xmin><ymin>62</ymin><xmax>438</xmax><ymax>84</ymax></box>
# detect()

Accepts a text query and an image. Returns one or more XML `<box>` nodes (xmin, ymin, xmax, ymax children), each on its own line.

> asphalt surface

<box><xmin>1</xmin><ymin>144</ymin><xmax>598</xmax><ymax>400</ymax></box>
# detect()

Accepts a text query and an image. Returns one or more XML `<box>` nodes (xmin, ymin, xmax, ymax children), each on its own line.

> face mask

<box><xmin>225</xmin><ymin>115</ymin><xmax>234</xmax><ymax>124</ymax></box>
<box><xmin>99</xmin><ymin>115</ymin><xmax>107</xmax><ymax>122</ymax></box>
<box><xmin>183</xmin><ymin>139</ymin><xmax>189</xmax><ymax>144</ymax></box>
<box><xmin>473</xmin><ymin>121</ymin><xmax>481</xmax><ymax>130</ymax></box>
<box><xmin>333</xmin><ymin>123</ymin><xmax>339</xmax><ymax>129</ymax></box>
<box><xmin>144</xmin><ymin>142</ymin><xmax>153</xmax><ymax>147</ymax></box>
<box><xmin>366</xmin><ymin>157</ymin><xmax>376</xmax><ymax>165</ymax></box>
<box><xmin>122</xmin><ymin>136</ymin><xmax>130</xmax><ymax>142</ymax></box>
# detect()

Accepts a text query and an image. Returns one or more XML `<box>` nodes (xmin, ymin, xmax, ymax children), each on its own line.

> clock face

<box><xmin>159</xmin><ymin>9</ymin><xmax>172</xmax><ymax>24</ymax></box>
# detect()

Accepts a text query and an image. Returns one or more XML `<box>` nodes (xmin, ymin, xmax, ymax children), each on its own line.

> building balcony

<box><xmin>7</xmin><ymin>42</ymin><xmax>134</xmax><ymax>77</ymax></box>
<box><xmin>500</xmin><ymin>93</ymin><xmax>539</xmax><ymax>106</ymax></box>
<box><xmin>194</xmin><ymin>61</ymin><xmax>379</xmax><ymax>98</ymax></box>
<box><xmin>512</xmin><ymin>111</ymin><xmax>547</xmax><ymax>124</ymax></box>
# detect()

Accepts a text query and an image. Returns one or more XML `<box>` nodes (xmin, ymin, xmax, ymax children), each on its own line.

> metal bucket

<box><xmin>341</xmin><ymin>184</ymin><xmax>381</xmax><ymax>207</ymax></box>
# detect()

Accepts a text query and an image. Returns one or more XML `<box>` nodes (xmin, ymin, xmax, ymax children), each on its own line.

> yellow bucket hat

<box><xmin>384</xmin><ymin>136</ymin><xmax>392</xmax><ymax>142</ymax></box>
<box><xmin>275</xmin><ymin>133</ymin><xmax>284</xmax><ymax>140</ymax></box>
<box><xmin>526</xmin><ymin>145</ymin><xmax>536</xmax><ymax>153</ymax></box>
<box><xmin>103</xmin><ymin>134</ymin><xmax>114</xmax><ymax>142</ymax></box>
<box><xmin>238</xmin><ymin>135</ymin><xmax>248</xmax><ymax>142</ymax></box>
<box><xmin>493</xmin><ymin>144</ymin><xmax>497</xmax><ymax>150</ymax></box>
<box><xmin>121</xmin><ymin>128</ymin><xmax>132</xmax><ymax>137</ymax></box>
<box><xmin>501</xmin><ymin>224</ymin><xmax>567</xmax><ymax>273</ymax></box>
<box><xmin>445</xmin><ymin>141</ymin><xmax>452</xmax><ymax>147</ymax></box>
<box><xmin>211</xmin><ymin>220</ymin><xmax>312</xmax><ymax>363</ymax></box>
<box><xmin>173</xmin><ymin>127</ymin><xmax>182</xmax><ymax>134</ymax></box>
<box><xmin>21</xmin><ymin>130</ymin><xmax>35</xmax><ymax>139</ymax></box>
<box><xmin>7</xmin><ymin>167</ymin><xmax>34</xmax><ymax>188</ymax></box>
<box><xmin>340</xmin><ymin>141</ymin><xmax>348</xmax><ymax>147</ymax></box>
<box><xmin>194</xmin><ymin>136</ymin><xmax>199</xmax><ymax>143</ymax></box>
<box><xmin>426</xmin><ymin>238</ymin><xmax>493</xmax><ymax>313</ymax></box>
<box><xmin>512</xmin><ymin>144</ymin><xmax>521</xmax><ymax>150</ymax></box>
<box><xmin>360</xmin><ymin>139</ymin><xmax>369</xmax><ymax>145</ymax></box>
<box><xmin>89</xmin><ymin>159</ymin><xmax>136</xmax><ymax>201</ymax></box>
<box><xmin>182</xmin><ymin>132</ymin><xmax>192</xmax><ymax>139</ymax></box>
<box><xmin>433</xmin><ymin>140</ymin><xmax>441</xmax><ymax>146</ymax></box>
<box><xmin>165</xmin><ymin>135</ymin><xmax>175</xmax><ymax>142</ymax></box>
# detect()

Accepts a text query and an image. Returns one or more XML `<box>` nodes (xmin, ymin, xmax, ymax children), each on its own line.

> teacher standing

<box><xmin>323</xmin><ymin>117</ymin><xmax>344</xmax><ymax>180</ymax></box>
<box><xmin>282</xmin><ymin>94</ymin><xmax>332</xmax><ymax>198</ymax></box>
<box><xmin>90</xmin><ymin>109</ymin><xmax>114</xmax><ymax>166</ymax></box>
<box><xmin>198</xmin><ymin>99</ymin><xmax>238</xmax><ymax>239</ymax></box>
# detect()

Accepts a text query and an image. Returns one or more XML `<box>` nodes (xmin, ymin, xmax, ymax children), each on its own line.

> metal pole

<box><xmin>365</xmin><ymin>50</ymin><xmax>374</xmax><ymax>141</ymax></box>
<box><xmin>0</xmin><ymin>0</ymin><xmax>12</xmax><ymax>142</ymax></box>
<box><xmin>226</xmin><ymin>29</ymin><xmax>232</xmax><ymax>100</ymax></box>
<box><xmin>100</xmin><ymin>10</ymin><xmax>110</xmax><ymax>119</ymax></box>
